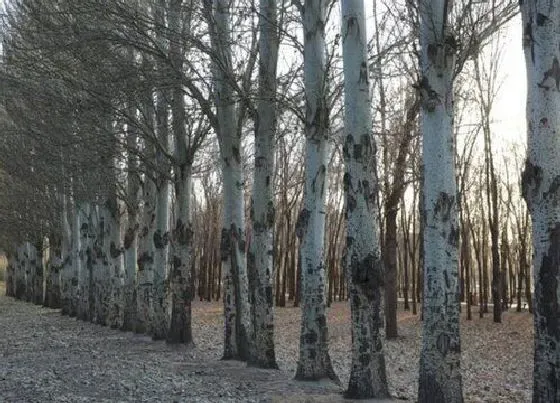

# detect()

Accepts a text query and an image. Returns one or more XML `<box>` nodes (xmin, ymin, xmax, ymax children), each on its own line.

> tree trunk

<box><xmin>417</xmin><ymin>1</ymin><xmax>463</xmax><ymax>402</ymax></box>
<box><xmin>31</xmin><ymin>240</ymin><xmax>43</xmax><ymax>306</ymax></box>
<box><xmin>151</xmin><ymin>0</ymin><xmax>170</xmax><ymax>341</ymax></box>
<box><xmin>206</xmin><ymin>0</ymin><xmax>252</xmax><ymax>361</ymax></box>
<box><xmin>137</xmin><ymin>174</ymin><xmax>156</xmax><ymax>334</ymax></box>
<box><xmin>520</xmin><ymin>3</ymin><xmax>560</xmax><ymax>400</ymax></box>
<box><xmin>106</xmin><ymin>197</ymin><xmax>124</xmax><ymax>329</ymax></box>
<box><xmin>60</xmin><ymin>194</ymin><xmax>73</xmax><ymax>315</ymax></box>
<box><xmin>247</xmin><ymin>0</ymin><xmax>279</xmax><ymax>368</ymax></box>
<box><xmin>69</xmin><ymin>200</ymin><xmax>81</xmax><ymax>317</ymax></box>
<box><xmin>294</xmin><ymin>0</ymin><xmax>338</xmax><ymax>384</ymax></box>
<box><xmin>77</xmin><ymin>203</ymin><xmax>92</xmax><ymax>322</ymax></box>
<box><xmin>384</xmin><ymin>208</ymin><xmax>398</xmax><ymax>338</ymax></box>
<box><xmin>341</xmin><ymin>0</ymin><xmax>389</xmax><ymax>397</ymax></box>
<box><xmin>122</xmin><ymin>106</ymin><xmax>140</xmax><ymax>331</ymax></box>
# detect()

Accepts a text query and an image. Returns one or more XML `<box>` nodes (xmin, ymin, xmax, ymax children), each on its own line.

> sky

<box><xmin>491</xmin><ymin>15</ymin><xmax>526</xmax><ymax>151</ymax></box>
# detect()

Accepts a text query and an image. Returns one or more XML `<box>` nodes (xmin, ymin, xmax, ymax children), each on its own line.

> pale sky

<box><xmin>492</xmin><ymin>15</ymin><xmax>526</xmax><ymax>152</ymax></box>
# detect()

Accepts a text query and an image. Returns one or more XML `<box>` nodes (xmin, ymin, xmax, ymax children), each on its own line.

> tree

<box><xmin>472</xmin><ymin>38</ymin><xmax>505</xmax><ymax>323</ymax></box>
<box><xmin>203</xmin><ymin>0</ymin><xmax>255</xmax><ymax>361</ymax></box>
<box><xmin>248</xmin><ymin>0</ymin><xmax>280</xmax><ymax>369</ymax></box>
<box><xmin>340</xmin><ymin>0</ymin><xmax>389</xmax><ymax>398</ymax></box>
<box><xmin>294</xmin><ymin>0</ymin><xmax>338</xmax><ymax>382</ymax></box>
<box><xmin>417</xmin><ymin>0</ymin><xmax>463</xmax><ymax>402</ymax></box>
<box><xmin>520</xmin><ymin>1</ymin><xmax>560</xmax><ymax>401</ymax></box>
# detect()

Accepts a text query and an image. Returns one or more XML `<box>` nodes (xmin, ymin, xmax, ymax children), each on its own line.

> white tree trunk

<box><xmin>340</xmin><ymin>0</ymin><xmax>389</xmax><ymax>397</ymax></box>
<box><xmin>294</xmin><ymin>0</ymin><xmax>338</xmax><ymax>383</ymax></box>
<box><xmin>105</xmin><ymin>197</ymin><xmax>124</xmax><ymax>329</ymax></box>
<box><xmin>90</xmin><ymin>205</ymin><xmax>107</xmax><ymax>325</ymax></box>
<box><xmin>152</xmin><ymin>170</ymin><xmax>170</xmax><ymax>340</ymax></box>
<box><xmin>23</xmin><ymin>242</ymin><xmax>33</xmax><ymax>302</ymax></box>
<box><xmin>167</xmin><ymin>0</ymin><xmax>194</xmax><ymax>344</ymax></box>
<box><xmin>168</xmin><ymin>163</ymin><xmax>193</xmax><ymax>344</ymax></box>
<box><xmin>151</xmin><ymin>101</ymin><xmax>170</xmax><ymax>340</ymax></box>
<box><xmin>122</xmin><ymin>133</ymin><xmax>140</xmax><ymax>332</ymax></box>
<box><xmin>77</xmin><ymin>202</ymin><xmax>94</xmax><ymax>322</ymax></box>
<box><xmin>151</xmin><ymin>0</ymin><xmax>171</xmax><ymax>341</ymax></box>
<box><xmin>137</xmin><ymin>175</ymin><xmax>156</xmax><ymax>334</ymax></box>
<box><xmin>69</xmin><ymin>199</ymin><xmax>81</xmax><ymax>317</ymax></box>
<box><xmin>136</xmin><ymin>87</ymin><xmax>157</xmax><ymax>335</ymax></box>
<box><xmin>45</xmin><ymin>235</ymin><xmax>62</xmax><ymax>309</ymax></box>
<box><xmin>59</xmin><ymin>194</ymin><xmax>73</xmax><ymax>313</ymax></box>
<box><xmin>248</xmin><ymin>0</ymin><xmax>280</xmax><ymax>369</ymax></box>
<box><xmin>14</xmin><ymin>244</ymin><xmax>25</xmax><ymax>300</ymax></box>
<box><xmin>29</xmin><ymin>240</ymin><xmax>43</xmax><ymax>305</ymax></box>
<box><xmin>417</xmin><ymin>2</ymin><xmax>463</xmax><ymax>402</ymax></box>
<box><xmin>520</xmin><ymin>2</ymin><xmax>560</xmax><ymax>401</ymax></box>
<box><xmin>210</xmin><ymin>0</ymin><xmax>252</xmax><ymax>360</ymax></box>
<box><xmin>5</xmin><ymin>251</ymin><xmax>14</xmax><ymax>297</ymax></box>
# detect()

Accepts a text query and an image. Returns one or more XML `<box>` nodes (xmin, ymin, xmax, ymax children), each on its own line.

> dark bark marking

<box><xmin>153</xmin><ymin>229</ymin><xmax>166</xmax><ymax>249</ymax></box>
<box><xmin>523</xmin><ymin>21</ymin><xmax>535</xmax><ymax>63</ymax></box>
<box><xmin>359</xmin><ymin>61</ymin><xmax>368</xmax><ymax>84</ymax></box>
<box><xmin>448</xmin><ymin>224</ymin><xmax>459</xmax><ymax>247</ymax></box>
<box><xmin>427</xmin><ymin>43</ymin><xmax>438</xmax><ymax>63</ymax></box>
<box><xmin>347</xmin><ymin>194</ymin><xmax>357</xmax><ymax>213</ymax></box>
<box><xmin>343</xmin><ymin>135</ymin><xmax>353</xmax><ymax>158</ymax></box>
<box><xmin>124</xmin><ymin>226</ymin><xmax>137</xmax><ymax>250</ymax></box>
<box><xmin>343</xmin><ymin>173</ymin><xmax>351</xmax><ymax>192</ymax></box>
<box><xmin>221</xmin><ymin>228</ymin><xmax>230</xmax><ymax>261</ymax></box>
<box><xmin>175</xmin><ymin>219</ymin><xmax>193</xmax><ymax>246</ymax></box>
<box><xmin>544</xmin><ymin>175</ymin><xmax>560</xmax><ymax>201</ymax></box>
<box><xmin>540</xmin><ymin>222</ymin><xmax>560</xmax><ymax>339</ymax></box>
<box><xmin>418</xmin><ymin>76</ymin><xmax>439</xmax><ymax>112</ymax></box>
<box><xmin>538</xmin><ymin>57</ymin><xmax>560</xmax><ymax>90</ymax></box>
<box><xmin>443</xmin><ymin>270</ymin><xmax>450</xmax><ymax>288</ymax></box>
<box><xmin>436</xmin><ymin>332</ymin><xmax>451</xmax><ymax>356</ymax></box>
<box><xmin>295</xmin><ymin>209</ymin><xmax>310</xmax><ymax>239</ymax></box>
<box><xmin>303</xmin><ymin>330</ymin><xmax>318</xmax><ymax>344</ymax></box>
<box><xmin>433</xmin><ymin>192</ymin><xmax>454</xmax><ymax>221</ymax></box>
<box><xmin>418</xmin><ymin>371</ymin><xmax>446</xmax><ymax>403</ymax></box>
<box><xmin>232</xmin><ymin>146</ymin><xmax>240</xmax><ymax>163</ymax></box>
<box><xmin>353</xmin><ymin>143</ymin><xmax>362</xmax><ymax>160</ymax></box>
<box><xmin>109</xmin><ymin>242</ymin><xmax>121</xmax><ymax>259</ymax></box>
<box><xmin>521</xmin><ymin>160</ymin><xmax>543</xmax><ymax>204</ymax></box>
<box><xmin>266</xmin><ymin>201</ymin><xmax>275</xmax><ymax>227</ymax></box>
<box><xmin>255</xmin><ymin>156</ymin><xmax>265</xmax><ymax>168</ymax></box>
<box><xmin>137</xmin><ymin>252</ymin><xmax>153</xmax><ymax>271</ymax></box>
<box><xmin>536</xmin><ymin>13</ymin><xmax>550</xmax><ymax>26</ymax></box>
<box><xmin>350</xmin><ymin>253</ymin><xmax>383</xmax><ymax>297</ymax></box>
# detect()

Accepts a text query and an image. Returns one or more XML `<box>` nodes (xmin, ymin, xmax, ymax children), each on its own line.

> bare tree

<box><xmin>520</xmin><ymin>2</ymin><xmax>560</xmax><ymax>400</ymax></box>
<box><xmin>417</xmin><ymin>0</ymin><xmax>463</xmax><ymax>401</ymax></box>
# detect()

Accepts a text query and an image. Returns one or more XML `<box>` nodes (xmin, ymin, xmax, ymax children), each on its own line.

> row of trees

<box><xmin>1</xmin><ymin>0</ymin><xmax>557</xmax><ymax>401</ymax></box>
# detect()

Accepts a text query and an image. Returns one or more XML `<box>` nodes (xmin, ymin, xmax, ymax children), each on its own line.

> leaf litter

<box><xmin>0</xmin><ymin>288</ymin><xmax>532</xmax><ymax>402</ymax></box>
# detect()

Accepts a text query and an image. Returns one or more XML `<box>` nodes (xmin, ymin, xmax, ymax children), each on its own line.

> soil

<box><xmin>0</xmin><ymin>284</ymin><xmax>532</xmax><ymax>402</ymax></box>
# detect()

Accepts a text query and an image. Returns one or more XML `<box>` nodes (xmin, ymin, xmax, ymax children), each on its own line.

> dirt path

<box><xmin>0</xmin><ymin>285</ymin><xmax>532</xmax><ymax>402</ymax></box>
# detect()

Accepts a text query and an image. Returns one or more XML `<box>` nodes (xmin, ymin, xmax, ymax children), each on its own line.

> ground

<box><xmin>0</xmin><ymin>283</ymin><xmax>532</xmax><ymax>402</ymax></box>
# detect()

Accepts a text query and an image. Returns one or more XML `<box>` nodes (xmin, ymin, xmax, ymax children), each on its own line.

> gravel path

<box><xmin>0</xmin><ymin>287</ymin><xmax>532</xmax><ymax>402</ymax></box>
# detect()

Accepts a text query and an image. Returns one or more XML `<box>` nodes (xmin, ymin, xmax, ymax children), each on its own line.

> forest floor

<box><xmin>0</xmin><ymin>283</ymin><xmax>533</xmax><ymax>402</ymax></box>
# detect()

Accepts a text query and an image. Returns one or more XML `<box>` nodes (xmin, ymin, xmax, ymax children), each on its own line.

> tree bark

<box><xmin>151</xmin><ymin>0</ymin><xmax>171</xmax><ymax>341</ymax></box>
<box><xmin>205</xmin><ymin>0</ymin><xmax>252</xmax><ymax>361</ymax></box>
<box><xmin>520</xmin><ymin>2</ymin><xmax>560</xmax><ymax>401</ymax></box>
<box><xmin>247</xmin><ymin>0</ymin><xmax>280</xmax><ymax>369</ymax></box>
<box><xmin>294</xmin><ymin>0</ymin><xmax>338</xmax><ymax>384</ymax></box>
<box><xmin>167</xmin><ymin>0</ymin><xmax>194</xmax><ymax>345</ymax></box>
<box><xmin>341</xmin><ymin>0</ymin><xmax>389</xmax><ymax>397</ymax></box>
<box><xmin>417</xmin><ymin>1</ymin><xmax>463</xmax><ymax>402</ymax></box>
<box><xmin>77</xmin><ymin>203</ymin><xmax>92</xmax><ymax>322</ymax></box>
